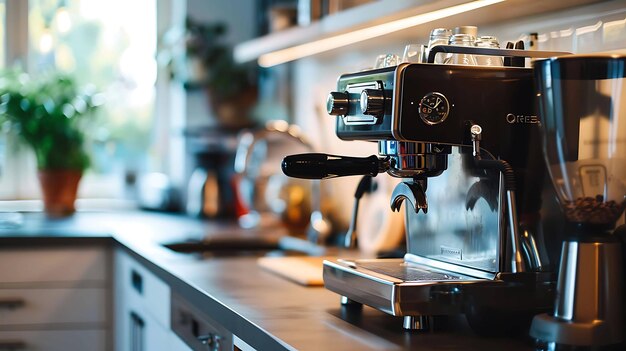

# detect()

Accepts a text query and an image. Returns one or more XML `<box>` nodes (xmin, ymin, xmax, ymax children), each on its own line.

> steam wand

<box><xmin>470</xmin><ymin>124</ymin><xmax>526</xmax><ymax>273</ymax></box>
<box><xmin>344</xmin><ymin>175</ymin><xmax>376</xmax><ymax>249</ymax></box>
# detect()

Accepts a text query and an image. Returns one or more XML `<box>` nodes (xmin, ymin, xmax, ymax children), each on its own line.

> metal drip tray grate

<box><xmin>355</xmin><ymin>261</ymin><xmax>472</xmax><ymax>281</ymax></box>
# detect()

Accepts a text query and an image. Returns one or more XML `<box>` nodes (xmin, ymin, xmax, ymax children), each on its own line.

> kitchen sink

<box><xmin>162</xmin><ymin>235</ymin><xmax>327</xmax><ymax>258</ymax></box>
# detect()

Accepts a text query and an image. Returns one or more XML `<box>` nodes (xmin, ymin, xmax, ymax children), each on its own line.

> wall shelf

<box><xmin>233</xmin><ymin>0</ymin><xmax>606</xmax><ymax>66</ymax></box>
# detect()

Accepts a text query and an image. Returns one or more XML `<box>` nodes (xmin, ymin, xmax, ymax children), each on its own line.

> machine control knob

<box><xmin>326</xmin><ymin>92</ymin><xmax>349</xmax><ymax>115</ymax></box>
<box><xmin>360</xmin><ymin>89</ymin><xmax>385</xmax><ymax>116</ymax></box>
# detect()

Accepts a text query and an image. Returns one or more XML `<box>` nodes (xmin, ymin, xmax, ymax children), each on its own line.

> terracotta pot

<box><xmin>37</xmin><ymin>170</ymin><xmax>82</xmax><ymax>217</ymax></box>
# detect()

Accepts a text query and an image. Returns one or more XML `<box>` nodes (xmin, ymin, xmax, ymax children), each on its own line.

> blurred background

<box><xmin>0</xmin><ymin>0</ymin><xmax>624</xmax><ymax>237</ymax></box>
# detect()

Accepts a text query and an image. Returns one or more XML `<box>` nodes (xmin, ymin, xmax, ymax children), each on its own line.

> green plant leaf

<box><xmin>0</xmin><ymin>68</ymin><xmax>100</xmax><ymax>171</ymax></box>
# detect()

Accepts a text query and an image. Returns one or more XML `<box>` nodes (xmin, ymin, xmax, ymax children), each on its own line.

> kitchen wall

<box><xmin>169</xmin><ymin>0</ymin><xmax>258</xmax><ymax>207</ymax></box>
<box><xmin>289</xmin><ymin>0</ymin><xmax>626</xmax><ymax>224</ymax></box>
<box><xmin>184</xmin><ymin>0</ymin><xmax>257</xmax><ymax>129</ymax></box>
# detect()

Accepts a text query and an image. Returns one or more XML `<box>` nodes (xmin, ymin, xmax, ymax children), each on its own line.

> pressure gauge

<box><xmin>418</xmin><ymin>92</ymin><xmax>450</xmax><ymax>125</ymax></box>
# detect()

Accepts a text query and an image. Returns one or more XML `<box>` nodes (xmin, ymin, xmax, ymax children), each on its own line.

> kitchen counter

<box><xmin>0</xmin><ymin>211</ymin><xmax>534</xmax><ymax>350</ymax></box>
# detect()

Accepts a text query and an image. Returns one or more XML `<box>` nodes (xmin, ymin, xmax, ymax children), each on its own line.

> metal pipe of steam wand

<box><xmin>470</xmin><ymin>125</ymin><xmax>526</xmax><ymax>273</ymax></box>
<box><xmin>344</xmin><ymin>175</ymin><xmax>374</xmax><ymax>248</ymax></box>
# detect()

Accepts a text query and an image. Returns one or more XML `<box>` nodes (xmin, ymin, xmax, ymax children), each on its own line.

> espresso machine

<box><xmin>282</xmin><ymin>45</ymin><xmax>571</xmax><ymax>333</ymax></box>
<box><xmin>529</xmin><ymin>55</ymin><xmax>626</xmax><ymax>349</ymax></box>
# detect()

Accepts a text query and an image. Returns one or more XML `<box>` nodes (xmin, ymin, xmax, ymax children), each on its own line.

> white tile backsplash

<box><xmin>489</xmin><ymin>0</ymin><xmax>626</xmax><ymax>54</ymax></box>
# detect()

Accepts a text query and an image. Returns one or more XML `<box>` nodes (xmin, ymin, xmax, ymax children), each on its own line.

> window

<box><xmin>0</xmin><ymin>1</ymin><xmax>5</xmax><ymax>65</ymax></box>
<box><xmin>0</xmin><ymin>0</ymin><xmax>10</xmax><ymax>199</ymax></box>
<box><xmin>1</xmin><ymin>0</ymin><xmax>158</xmax><ymax>200</ymax></box>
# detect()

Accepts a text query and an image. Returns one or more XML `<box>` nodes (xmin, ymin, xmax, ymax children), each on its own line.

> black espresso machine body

<box><xmin>334</xmin><ymin>63</ymin><xmax>546</xmax><ymax>215</ymax></box>
<box><xmin>283</xmin><ymin>48</ymin><xmax>568</xmax><ymax>334</ymax></box>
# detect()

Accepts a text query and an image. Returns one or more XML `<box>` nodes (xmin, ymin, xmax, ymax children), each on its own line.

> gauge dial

<box><xmin>418</xmin><ymin>92</ymin><xmax>450</xmax><ymax>125</ymax></box>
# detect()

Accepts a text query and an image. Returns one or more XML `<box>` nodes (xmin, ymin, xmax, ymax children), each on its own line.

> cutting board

<box><xmin>257</xmin><ymin>256</ymin><xmax>329</xmax><ymax>286</ymax></box>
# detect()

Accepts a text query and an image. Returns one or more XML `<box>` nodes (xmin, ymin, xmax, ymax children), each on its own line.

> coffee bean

<box><xmin>563</xmin><ymin>197</ymin><xmax>626</xmax><ymax>224</ymax></box>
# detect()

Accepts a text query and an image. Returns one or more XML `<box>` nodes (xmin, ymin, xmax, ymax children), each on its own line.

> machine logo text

<box><xmin>506</xmin><ymin>113</ymin><xmax>540</xmax><ymax>125</ymax></box>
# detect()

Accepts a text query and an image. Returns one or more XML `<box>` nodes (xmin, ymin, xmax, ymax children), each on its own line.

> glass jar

<box><xmin>402</xmin><ymin>44</ymin><xmax>426</xmax><ymax>63</ymax></box>
<box><xmin>453</xmin><ymin>25</ymin><xmax>478</xmax><ymax>37</ymax></box>
<box><xmin>374</xmin><ymin>53</ymin><xmax>400</xmax><ymax>68</ymax></box>
<box><xmin>443</xmin><ymin>33</ymin><xmax>477</xmax><ymax>66</ymax></box>
<box><xmin>475</xmin><ymin>36</ymin><xmax>504</xmax><ymax>66</ymax></box>
<box><xmin>426</xmin><ymin>28</ymin><xmax>451</xmax><ymax>64</ymax></box>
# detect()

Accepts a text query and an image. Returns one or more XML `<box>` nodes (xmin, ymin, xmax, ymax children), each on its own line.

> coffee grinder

<box><xmin>529</xmin><ymin>55</ymin><xmax>626</xmax><ymax>349</ymax></box>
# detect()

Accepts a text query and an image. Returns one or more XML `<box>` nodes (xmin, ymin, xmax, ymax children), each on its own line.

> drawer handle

<box><xmin>0</xmin><ymin>298</ymin><xmax>25</xmax><ymax>309</ymax></box>
<box><xmin>131</xmin><ymin>270</ymin><xmax>143</xmax><ymax>294</ymax></box>
<box><xmin>0</xmin><ymin>340</ymin><xmax>27</xmax><ymax>350</ymax></box>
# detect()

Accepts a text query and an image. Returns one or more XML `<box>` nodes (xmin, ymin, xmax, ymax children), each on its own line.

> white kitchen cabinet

<box><xmin>0</xmin><ymin>246</ymin><xmax>108</xmax><ymax>284</ymax></box>
<box><xmin>0</xmin><ymin>330</ymin><xmax>107</xmax><ymax>351</ymax></box>
<box><xmin>114</xmin><ymin>248</ymin><xmax>192</xmax><ymax>351</ymax></box>
<box><xmin>0</xmin><ymin>245</ymin><xmax>112</xmax><ymax>351</ymax></box>
<box><xmin>171</xmin><ymin>292</ymin><xmax>234</xmax><ymax>351</ymax></box>
<box><xmin>171</xmin><ymin>332</ymin><xmax>194</xmax><ymax>351</ymax></box>
<box><xmin>0</xmin><ymin>288</ymin><xmax>107</xmax><ymax>326</ymax></box>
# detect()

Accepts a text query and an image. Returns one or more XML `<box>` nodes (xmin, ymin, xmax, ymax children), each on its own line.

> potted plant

<box><xmin>0</xmin><ymin>69</ymin><xmax>102</xmax><ymax>216</ymax></box>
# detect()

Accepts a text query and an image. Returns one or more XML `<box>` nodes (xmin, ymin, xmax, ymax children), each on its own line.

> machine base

<box><xmin>403</xmin><ymin>315</ymin><xmax>431</xmax><ymax>330</ymax></box>
<box><xmin>529</xmin><ymin>238</ymin><xmax>624</xmax><ymax>347</ymax></box>
<box><xmin>323</xmin><ymin>257</ymin><xmax>555</xmax><ymax>333</ymax></box>
<box><xmin>530</xmin><ymin>313</ymin><xmax>619</xmax><ymax>347</ymax></box>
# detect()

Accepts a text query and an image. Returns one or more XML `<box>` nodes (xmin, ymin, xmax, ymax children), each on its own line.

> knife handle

<box><xmin>512</xmin><ymin>40</ymin><xmax>525</xmax><ymax>67</ymax></box>
<box><xmin>504</xmin><ymin>42</ymin><xmax>514</xmax><ymax>66</ymax></box>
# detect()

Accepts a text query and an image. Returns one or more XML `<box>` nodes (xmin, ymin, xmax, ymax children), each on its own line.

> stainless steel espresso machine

<box><xmin>282</xmin><ymin>45</ymin><xmax>572</xmax><ymax>334</ymax></box>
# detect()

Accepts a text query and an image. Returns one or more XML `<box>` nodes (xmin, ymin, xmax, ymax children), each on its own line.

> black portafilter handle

<box><xmin>281</xmin><ymin>153</ymin><xmax>388</xmax><ymax>179</ymax></box>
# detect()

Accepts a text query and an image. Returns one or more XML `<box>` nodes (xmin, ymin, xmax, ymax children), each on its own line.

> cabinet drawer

<box><xmin>0</xmin><ymin>247</ymin><xmax>108</xmax><ymax>285</ymax></box>
<box><xmin>0</xmin><ymin>288</ymin><xmax>107</xmax><ymax>326</ymax></box>
<box><xmin>117</xmin><ymin>305</ymin><xmax>190</xmax><ymax>351</ymax></box>
<box><xmin>115</xmin><ymin>250</ymin><xmax>170</xmax><ymax>328</ymax></box>
<box><xmin>0</xmin><ymin>329</ymin><xmax>107</xmax><ymax>351</ymax></box>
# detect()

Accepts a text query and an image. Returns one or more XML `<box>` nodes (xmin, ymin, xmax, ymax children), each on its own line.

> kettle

<box><xmin>234</xmin><ymin>121</ymin><xmax>315</xmax><ymax>234</ymax></box>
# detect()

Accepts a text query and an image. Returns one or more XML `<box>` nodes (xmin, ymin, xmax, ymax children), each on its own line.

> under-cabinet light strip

<box><xmin>258</xmin><ymin>0</ymin><xmax>505</xmax><ymax>67</ymax></box>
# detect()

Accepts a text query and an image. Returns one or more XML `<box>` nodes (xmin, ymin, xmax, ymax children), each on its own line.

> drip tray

<box><xmin>323</xmin><ymin>258</ymin><xmax>498</xmax><ymax>316</ymax></box>
<box><xmin>354</xmin><ymin>260</ymin><xmax>470</xmax><ymax>281</ymax></box>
